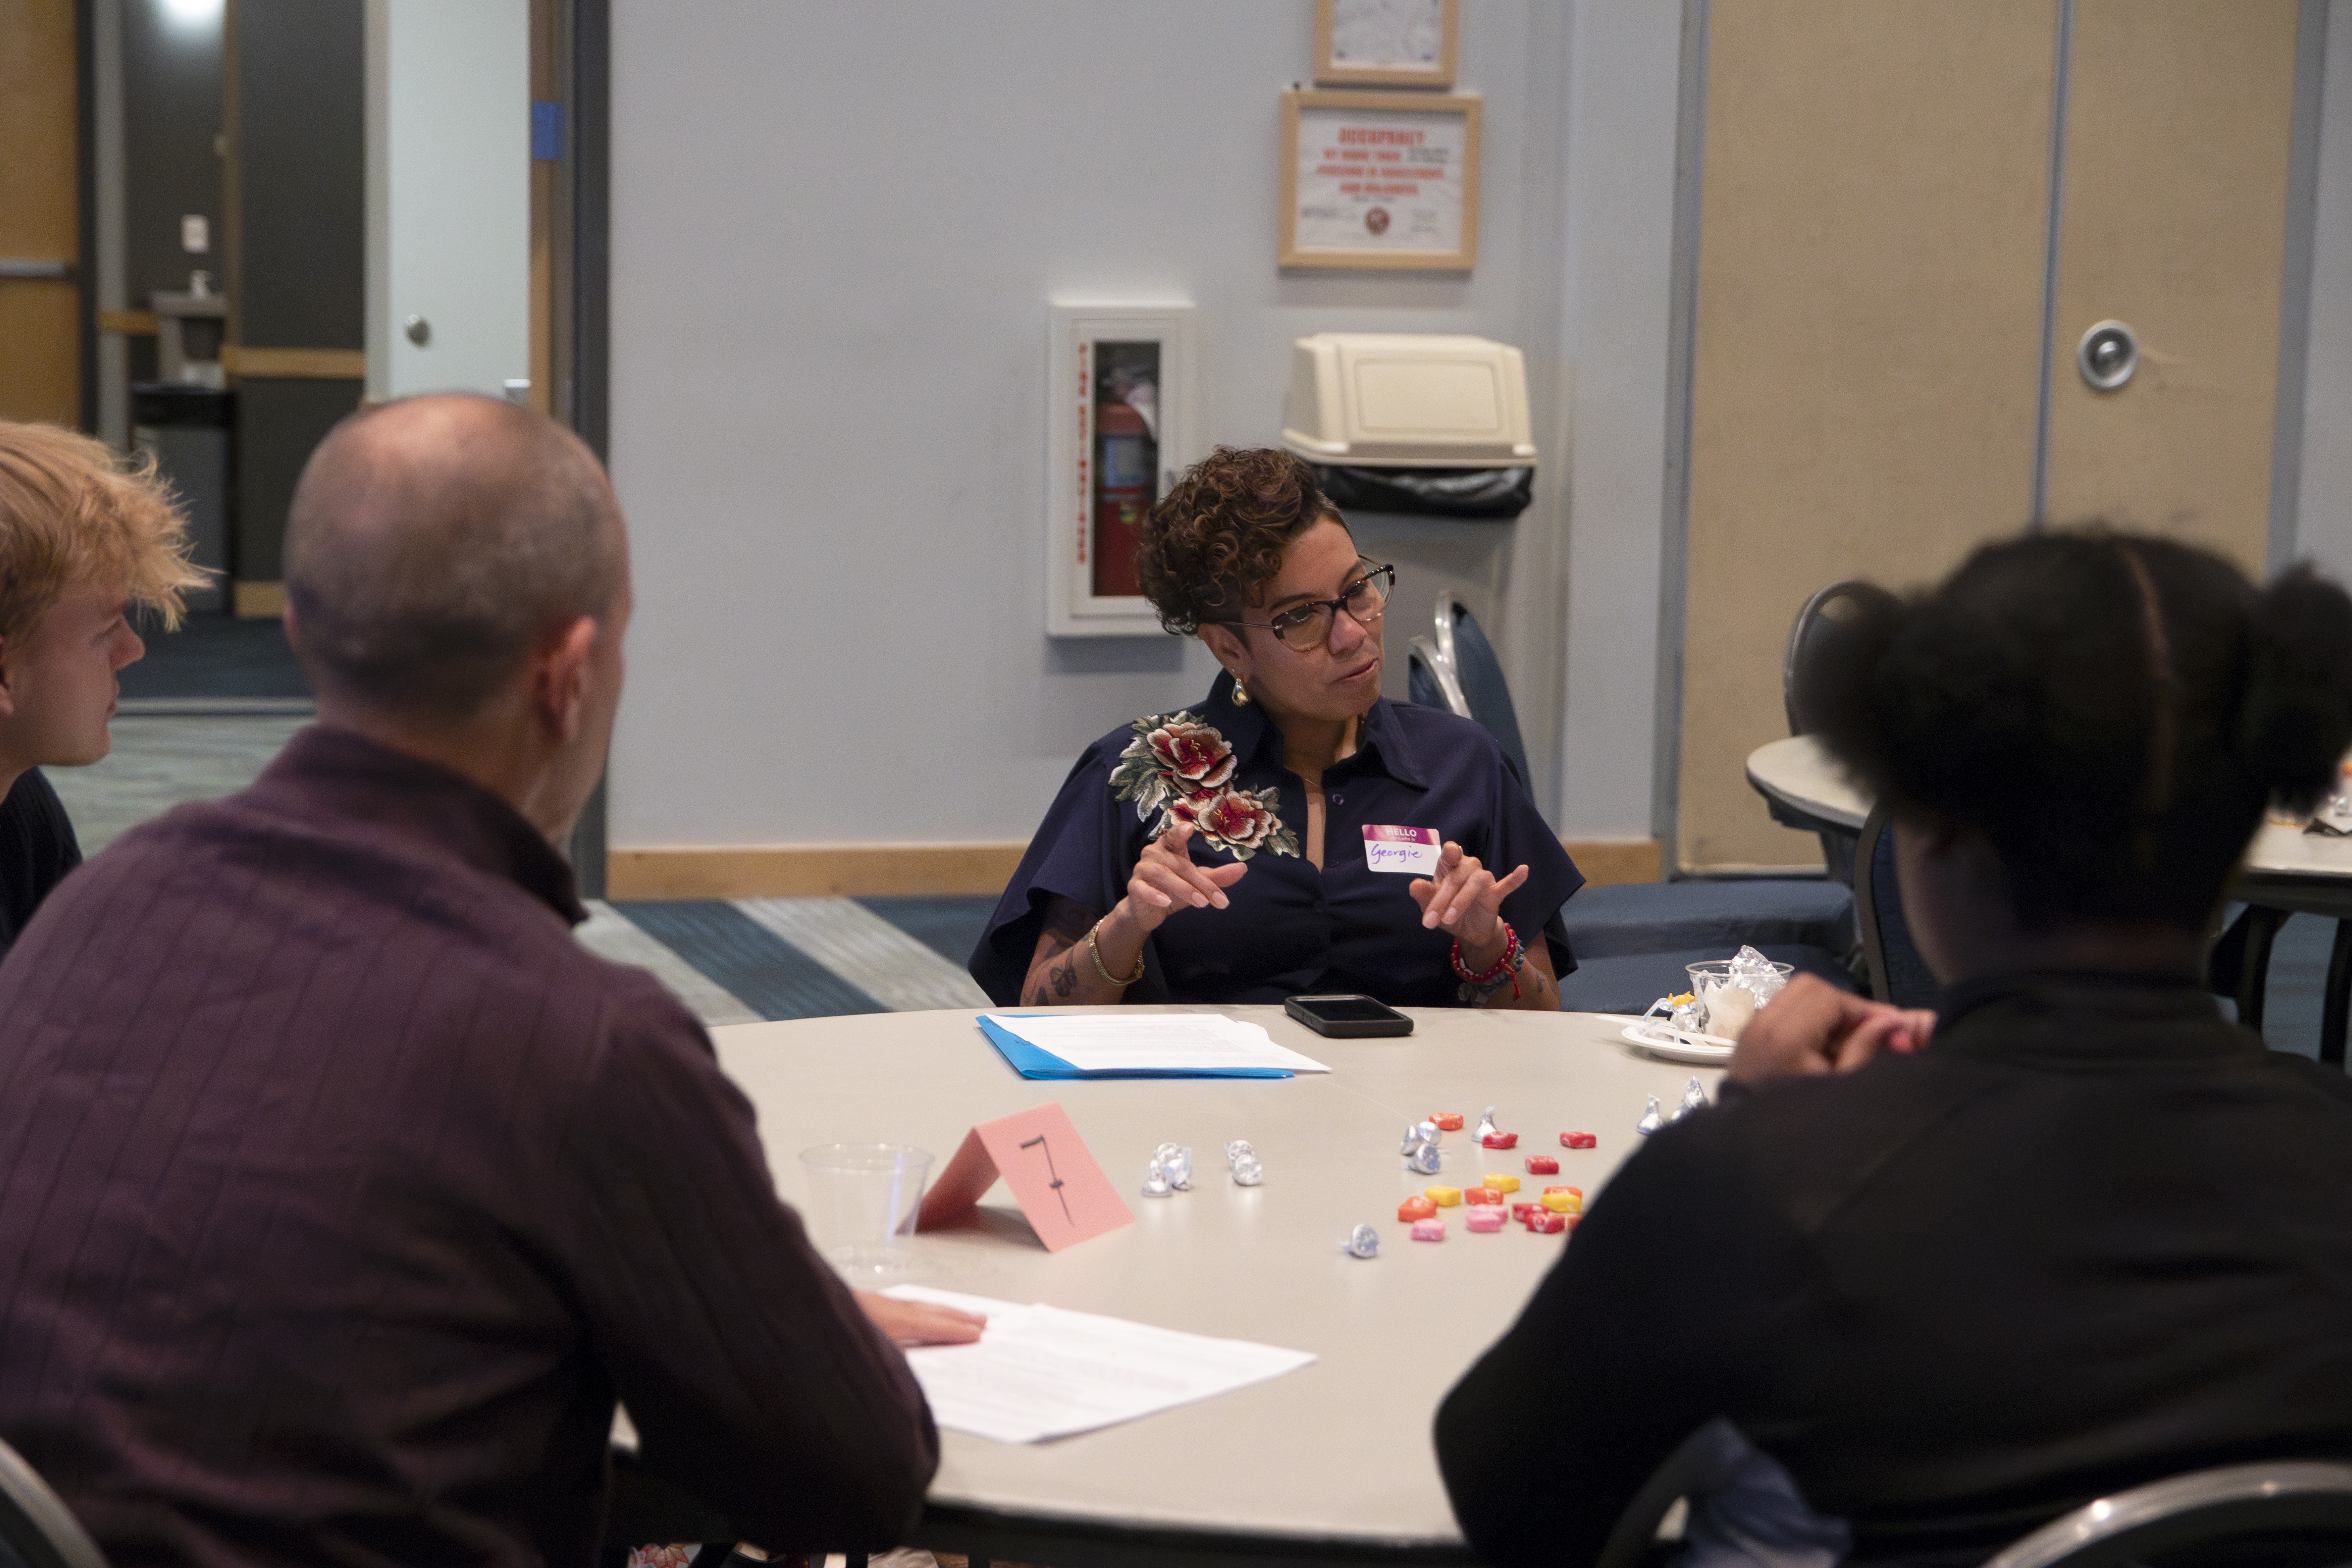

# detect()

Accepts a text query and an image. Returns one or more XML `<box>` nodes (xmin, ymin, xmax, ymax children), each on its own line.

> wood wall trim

<box><xmin>98</xmin><ymin>309</ymin><xmax>157</xmax><ymax>336</ymax></box>
<box><xmin>607</xmin><ymin>838</ymin><xmax>1665</xmax><ymax>900</ymax></box>
<box><xmin>609</xmin><ymin>844</ymin><xmax>1032</xmax><ymax>900</ymax></box>
<box><xmin>1567</xmin><ymin>838</ymin><xmax>1663</xmax><ymax>887</ymax></box>
<box><xmin>231</xmin><ymin>580</ymin><xmax>286</xmax><ymax>618</ymax></box>
<box><xmin>221</xmin><ymin>345</ymin><xmax>366</xmax><ymax>379</ymax></box>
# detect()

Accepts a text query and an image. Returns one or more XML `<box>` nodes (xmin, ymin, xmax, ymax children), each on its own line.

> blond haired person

<box><xmin>0</xmin><ymin>421</ymin><xmax>203</xmax><ymax>954</ymax></box>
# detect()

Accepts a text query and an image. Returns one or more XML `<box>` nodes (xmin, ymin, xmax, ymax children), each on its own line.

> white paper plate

<box><xmin>1620</xmin><ymin>1022</ymin><xmax>1736</xmax><ymax>1065</ymax></box>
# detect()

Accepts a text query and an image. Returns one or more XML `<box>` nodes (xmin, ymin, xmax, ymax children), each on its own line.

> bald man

<box><xmin>0</xmin><ymin>396</ymin><xmax>961</xmax><ymax>1567</ymax></box>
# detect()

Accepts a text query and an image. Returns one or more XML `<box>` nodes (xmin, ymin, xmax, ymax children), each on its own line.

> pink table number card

<box><xmin>915</xmin><ymin>1102</ymin><xmax>1133</xmax><ymax>1252</ymax></box>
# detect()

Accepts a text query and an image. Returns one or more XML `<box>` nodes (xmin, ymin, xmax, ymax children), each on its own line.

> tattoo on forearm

<box><xmin>1050</xmin><ymin>958</ymin><xmax>1077</xmax><ymax>997</ymax></box>
<box><xmin>1041</xmin><ymin>898</ymin><xmax>1099</xmax><ymax>947</ymax></box>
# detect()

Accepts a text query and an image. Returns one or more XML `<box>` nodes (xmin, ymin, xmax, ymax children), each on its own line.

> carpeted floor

<box><xmin>120</xmin><ymin>613</ymin><xmax>312</xmax><ymax>702</ymax></box>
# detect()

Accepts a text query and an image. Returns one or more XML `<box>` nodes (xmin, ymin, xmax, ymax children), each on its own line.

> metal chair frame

<box><xmin>1407</xmin><ymin>635</ymin><xmax>1470</xmax><ymax>719</ymax></box>
<box><xmin>1979</xmin><ymin>1460</ymin><xmax>2352</xmax><ymax>1568</ymax></box>
<box><xmin>1782</xmin><ymin>579</ymin><xmax>1878</xmax><ymax>736</ymax></box>
<box><xmin>1853</xmin><ymin>800</ymin><xmax>1896</xmax><ymax>1004</ymax></box>
<box><xmin>0</xmin><ymin>1436</ymin><xmax>106</xmax><ymax>1568</ymax></box>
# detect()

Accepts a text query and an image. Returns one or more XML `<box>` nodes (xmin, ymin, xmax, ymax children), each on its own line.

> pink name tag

<box><xmin>1363</xmin><ymin>824</ymin><xmax>1441</xmax><ymax>874</ymax></box>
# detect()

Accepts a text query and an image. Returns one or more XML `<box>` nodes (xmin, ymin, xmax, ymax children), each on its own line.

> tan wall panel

<box><xmin>0</xmin><ymin>0</ymin><xmax>81</xmax><ymax>424</ymax></box>
<box><xmin>1677</xmin><ymin>0</ymin><xmax>2057</xmax><ymax>869</ymax></box>
<box><xmin>2041</xmin><ymin>0</ymin><xmax>2300</xmax><ymax>570</ymax></box>
<box><xmin>0</xmin><ymin>287</ymin><xmax>80</xmax><ymax>425</ymax></box>
<box><xmin>0</xmin><ymin>0</ymin><xmax>77</xmax><ymax>258</ymax></box>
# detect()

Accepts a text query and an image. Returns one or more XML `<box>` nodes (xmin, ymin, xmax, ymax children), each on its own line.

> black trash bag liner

<box><xmin>1312</xmin><ymin>463</ymin><xmax>1534</xmax><ymax>521</ymax></box>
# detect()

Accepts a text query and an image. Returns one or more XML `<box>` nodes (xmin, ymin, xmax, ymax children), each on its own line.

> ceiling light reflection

<box><xmin>158</xmin><ymin>0</ymin><xmax>224</xmax><ymax>29</ymax></box>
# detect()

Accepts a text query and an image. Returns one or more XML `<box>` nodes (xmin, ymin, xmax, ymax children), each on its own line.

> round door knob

<box><xmin>2077</xmin><ymin>320</ymin><xmax>2137</xmax><ymax>391</ymax></box>
<box><xmin>404</xmin><ymin>314</ymin><xmax>431</xmax><ymax>347</ymax></box>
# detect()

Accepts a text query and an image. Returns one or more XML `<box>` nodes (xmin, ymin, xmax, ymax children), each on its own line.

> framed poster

<box><xmin>1046</xmin><ymin>301</ymin><xmax>1197</xmax><ymax>638</ymax></box>
<box><xmin>1279</xmin><ymin>90</ymin><xmax>1481</xmax><ymax>271</ymax></box>
<box><xmin>1315</xmin><ymin>0</ymin><xmax>1458</xmax><ymax>88</ymax></box>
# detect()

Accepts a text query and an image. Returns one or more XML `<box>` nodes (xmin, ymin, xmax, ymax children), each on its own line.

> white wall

<box><xmin>607</xmin><ymin>0</ymin><xmax>1681</xmax><ymax>851</ymax></box>
<box><xmin>2297</xmin><ymin>0</ymin><xmax>2352</xmax><ymax>577</ymax></box>
<box><xmin>364</xmin><ymin>0</ymin><xmax>530</xmax><ymax>402</ymax></box>
<box><xmin>1553</xmin><ymin>1</ymin><xmax>1685</xmax><ymax>840</ymax></box>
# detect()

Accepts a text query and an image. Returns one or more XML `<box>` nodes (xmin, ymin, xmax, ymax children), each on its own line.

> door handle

<box><xmin>2077</xmin><ymin>320</ymin><xmax>2138</xmax><ymax>391</ymax></box>
<box><xmin>0</xmin><ymin>259</ymin><xmax>73</xmax><ymax>280</ymax></box>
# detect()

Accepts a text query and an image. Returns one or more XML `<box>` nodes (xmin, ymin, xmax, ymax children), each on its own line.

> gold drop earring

<box><xmin>1230</xmin><ymin>670</ymin><xmax>1250</xmax><ymax>705</ymax></box>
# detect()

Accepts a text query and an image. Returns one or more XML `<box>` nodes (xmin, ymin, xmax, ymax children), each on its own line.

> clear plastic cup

<box><xmin>797</xmin><ymin>1143</ymin><xmax>933</xmax><ymax>1277</ymax></box>
<box><xmin>1685</xmin><ymin>959</ymin><xmax>1794</xmax><ymax>1040</ymax></box>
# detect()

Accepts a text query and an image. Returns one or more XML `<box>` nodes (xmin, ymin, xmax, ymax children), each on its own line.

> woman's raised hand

<box><xmin>1121</xmin><ymin>823</ymin><xmax>1250</xmax><ymax>934</ymax></box>
<box><xmin>1409</xmin><ymin>841</ymin><xmax>1530</xmax><ymax>956</ymax></box>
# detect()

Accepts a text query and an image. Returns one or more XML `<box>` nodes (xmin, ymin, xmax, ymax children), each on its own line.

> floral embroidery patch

<box><xmin>1109</xmin><ymin>710</ymin><xmax>1301</xmax><ymax>860</ymax></box>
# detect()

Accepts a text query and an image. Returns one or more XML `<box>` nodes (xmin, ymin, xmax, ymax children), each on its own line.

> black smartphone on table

<box><xmin>1284</xmin><ymin>994</ymin><xmax>1414</xmax><ymax>1038</ymax></box>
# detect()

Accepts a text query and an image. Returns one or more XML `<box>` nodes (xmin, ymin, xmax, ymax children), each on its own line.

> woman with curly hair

<box><xmin>1440</xmin><ymin>532</ymin><xmax>2352</xmax><ymax>1566</ymax></box>
<box><xmin>970</xmin><ymin>446</ymin><xmax>1581</xmax><ymax>1009</ymax></box>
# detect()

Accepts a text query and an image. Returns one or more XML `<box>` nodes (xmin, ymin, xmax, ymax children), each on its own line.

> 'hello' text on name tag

<box><xmin>1363</xmin><ymin>825</ymin><xmax>1441</xmax><ymax>874</ymax></box>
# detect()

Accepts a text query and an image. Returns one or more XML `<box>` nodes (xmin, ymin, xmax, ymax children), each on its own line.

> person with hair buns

<box><xmin>0</xmin><ymin>395</ymin><xmax>972</xmax><ymax>1568</ymax></box>
<box><xmin>0</xmin><ymin>420</ymin><xmax>205</xmax><ymax>957</ymax></box>
<box><xmin>972</xmin><ymin>445</ymin><xmax>1582</xmax><ymax>1010</ymax></box>
<box><xmin>1439</xmin><ymin>532</ymin><xmax>2352</xmax><ymax>1568</ymax></box>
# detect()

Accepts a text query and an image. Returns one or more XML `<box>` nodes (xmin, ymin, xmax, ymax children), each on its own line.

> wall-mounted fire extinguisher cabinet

<box><xmin>1047</xmin><ymin>301</ymin><xmax>1197</xmax><ymax>637</ymax></box>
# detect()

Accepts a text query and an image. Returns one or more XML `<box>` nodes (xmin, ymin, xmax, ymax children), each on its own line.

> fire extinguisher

<box><xmin>1093</xmin><ymin>398</ymin><xmax>1155</xmax><ymax>598</ymax></box>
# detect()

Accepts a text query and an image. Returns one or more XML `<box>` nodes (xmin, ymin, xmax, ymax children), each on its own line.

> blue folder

<box><xmin>976</xmin><ymin>1015</ymin><xmax>1295</xmax><ymax>1079</ymax></box>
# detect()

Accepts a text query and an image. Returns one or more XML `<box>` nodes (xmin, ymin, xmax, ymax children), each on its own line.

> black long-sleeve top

<box><xmin>0</xmin><ymin>726</ymin><xmax>937</xmax><ymax>1567</ymax></box>
<box><xmin>0</xmin><ymin>767</ymin><xmax>80</xmax><ymax>960</ymax></box>
<box><xmin>1436</xmin><ymin>972</ymin><xmax>2352</xmax><ymax>1567</ymax></box>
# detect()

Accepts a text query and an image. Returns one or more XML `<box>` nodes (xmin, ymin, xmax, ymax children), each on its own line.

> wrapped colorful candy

<box><xmin>1475</xmin><ymin>1106</ymin><xmax>1519</xmax><ymax>1149</ymax></box>
<box><xmin>1482</xmin><ymin>1173</ymin><xmax>1521</xmax><ymax>1193</ymax></box>
<box><xmin>1509</xmin><ymin>1201</ymin><xmax>1537</xmax><ymax>1222</ymax></box>
<box><xmin>1525</xmin><ymin>1155</ymin><xmax>1559</xmax><ymax>1175</ymax></box>
<box><xmin>1431</xmin><ymin>1112</ymin><xmax>1465</xmax><ymax>1131</ymax></box>
<box><xmin>1464</xmin><ymin>1208</ymin><xmax>1505</xmax><ymax>1233</ymax></box>
<box><xmin>1561</xmin><ymin>1132</ymin><xmax>1597</xmax><ymax>1149</ymax></box>
<box><xmin>1541</xmin><ymin>1191</ymin><xmax>1580</xmax><ymax>1215</ymax></box>
<box><xmin>1342</xmin><ymin>1223</ymin><xmax>1380</xmax><ymax>1259</ymax></box>
<box><xmin>1424</xmin><ymin>1185</ymin><xmax>1463</xmax><ymax>1207</ymax></box>
<box><xmin>1397</xmin><ymin>1195</ymin><xmax>1437</xmax><ymax>1222</ymax></box>
<box><xmin>1636</xmin><ymin>1097</ymin><xmax>1664</xmax><ymax>1136</ymax></box>
<box><xmin>1410</xmin><ymin>1218</ymin><xmax>1447</xmax><ymax>1242</ymax></box>
<box><xmin>1524</xmin><ymin>1210</ymin><xmax>1567</xmax><ymax>1235</ymax></box>
<box><xmin>1463</xmin><ymin>1185</ymin><xmax>1503</xmax><ymax>1206</ymax></box>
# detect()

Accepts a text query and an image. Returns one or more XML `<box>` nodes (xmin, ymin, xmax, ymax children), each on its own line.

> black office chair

<box><xmin>0</xmin><ymin>1436</ymin><xmax>106</xmax><ymax>1568</ymax></box>
<box><xmin>1978</xmin><ymin>1461</ymin><xmax>2352</xmax><ymax>1568</ymax></box>
<box><xmin>1853</xmin><ymin>799</ymin><xmax>1939</xmax><ymax>1008</ymax></box>
<box><xmin>1431</xmin><ymin>592</ymin><xmax>1533</xmax><ymax>787</ymax></box>
<box><xmin>1780</xmin><ymin>579</ymin><xmax>1898</xmax><ymax>887</ymax></box>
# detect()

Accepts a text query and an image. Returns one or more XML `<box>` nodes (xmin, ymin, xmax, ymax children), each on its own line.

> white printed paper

<box><xmin>885</xmin><ymin>1286</ymin><xmax>1317</xmax><ymax>1444</ymax></box>
<box><xmin>1293</xmin><ymin>105</ymin><xmax>1468</xmax><ymax>255</ymax></box>
<box><xmin>981</xmin><ymin>1013</ymin><xmax>1330</xmax><ymax>1074</ymax></box>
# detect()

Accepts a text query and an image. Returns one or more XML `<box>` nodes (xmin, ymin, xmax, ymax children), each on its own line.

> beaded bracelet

<box><xmin>1451</xmin><ymin>924</ymin><xmax>1525</xmax><ymax>1004</ymax></box>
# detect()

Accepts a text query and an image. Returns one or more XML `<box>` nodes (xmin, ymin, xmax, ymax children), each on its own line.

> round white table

<box><xmin>1743</xmin><ymin>735</ymin><xmax>1865</xmax><ymax>834</ymax></box>
<box><xmin>1745</xmin><ymin>734</ymin><xmax>2352</xmax><ymax>1063</ymax></box>
<box><xmin>712</xmin><ymin>1005</ymin><xmax>1721</xmax><ymax>1568</ymax></box>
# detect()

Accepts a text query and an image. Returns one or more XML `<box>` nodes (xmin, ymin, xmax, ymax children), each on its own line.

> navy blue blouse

<box><xmin>970</xmin><ymin>674</ymin><xmax>1583</xmax><ymax>1007</ymax></box>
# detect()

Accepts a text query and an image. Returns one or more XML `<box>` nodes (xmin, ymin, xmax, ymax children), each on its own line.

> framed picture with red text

<box><xmin>1279</xmin><ymin>89</ymin><xmax>1481</xmax><ymax>271</ymax></box>
<box><xmin>1046</xmin><ymin>301</ymin><xmax>1197</xmax><ymax>638</ymax></box>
